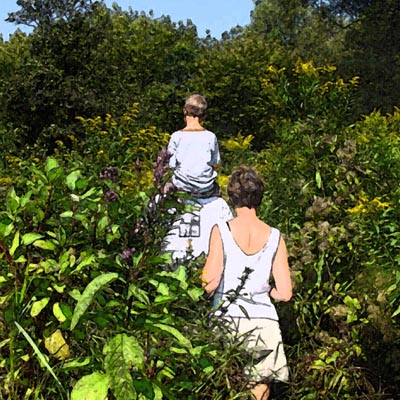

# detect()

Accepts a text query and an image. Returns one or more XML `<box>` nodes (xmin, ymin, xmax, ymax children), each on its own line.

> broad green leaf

<box><xmin>128</xmin><ymin>284</ymin><xmax>150</xmax><ymax>305</ymax></box>
<box><xmin>6</xmin><ymin>187</ymin><xmax>20</xmax><ymax>212</ymax></box>
<box><xmin>71</xmin><ymin>372</ymin><xmax>109</xmax><ymax>400</ymax></box>
<box><xmin>33</xmin><ymin>240</ymin><xmax>56</xmax><ymax>251</ymax></box>
<box><xmin>22</xmin><ymin>233</ymin><xmax>44</xmax><ymax>245</ymax></box>
<box><xmin>188</xmin><ymin>287</ymin><xmax>204</xmax><ymax>301</ymax></box>
<box><xmin>71</xmin><ymin>254</ymin><xmax>97</xmax><ymax>274</ymax></box>
<box><xmin>70</xmin><ymin>273</ymin><xmax>118</xmax><ymax>330</ymax></box>
<box><xmin>0</xmin><ymin>222</ymin><xmax>14</xmax><ymax>239</ymax></box>
<box><xmin>149</xmin><ymin>280</ymin><xmax>170</xmax><ymax>296</ymax></box>
<box><xmin>31</xmin><ymin>298</ymin><xmax>50</xmax><ymax>317</ymax></box>
<box><xmin>147</xmin><ymin>322</ymin><xmax>192</xmax><ymax>349</ymax></box>
<box><xmin>103</xmin><ymin>334</ymin><xmax>143</xmax><ymax>400</ymax></box>
<box><xmin>158</xmin><ymin>265</ymin><xmax>188</xmax><ymax>289</ymax></box>
<box><xmin>103</xmin><ymin>334</ymin><xmax>145</xmax><ymax>370</ymax></box>
<box><xmin>9</xmin><ymin>230</ymin><xmax>20</xmax><ymax>256</ymax></box>
<box><xmin>66</xmin><ymin>170</ymin><xmax>81</xmax><ymax>191</ymax></box>
<box><xmin>45</xmin><ymin>157</ymin><xmax>59</xmax><ymax>174</ymax></box>
<box><xmin>20</xmin><ymin>191</ymin><xmax>32</xmax><ymax>207</ymax></box>
<box><xmin>97</xmin><ymin>215</ymin><xmax>109</xmax><ymax>232</ymax></box>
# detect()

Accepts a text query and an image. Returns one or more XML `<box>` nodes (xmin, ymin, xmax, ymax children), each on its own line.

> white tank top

<box><xmin>213</xmin><ymin>221</ymin><xmax>281</xmax><ymax>320</ymax></box>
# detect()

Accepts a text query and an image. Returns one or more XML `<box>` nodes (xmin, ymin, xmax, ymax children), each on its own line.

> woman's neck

<box><xmin>183</xmin><ymin>116</ymin><xmax>205</xmax><ymax>131</ymax></box>
<box><xmin>234</xmin><ymin>207</ymin><xmax>257</xmax><ymax>219</ymax></box>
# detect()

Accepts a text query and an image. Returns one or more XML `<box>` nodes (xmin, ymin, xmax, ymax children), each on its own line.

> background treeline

<box><xmin>0</xmin><ymin>0</ymin><xmax>399</xmax><ymax>399</ymax></box>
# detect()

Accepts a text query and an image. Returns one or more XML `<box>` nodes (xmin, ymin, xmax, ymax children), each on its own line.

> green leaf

<box><xmin>22</xmin><ymin>233</ymin><xmax>44</xmax><ymax>245</ymax></box>
<box><xmin>146</xmin><ymin>322</ymin><xmax>192</xmax><ymax>349</ymax></box>
<box><xmin>33</xmin><ymin>240</ymin><xmax>57</xmax><ymax>251</ymax></box>
<box><xmin>128</xmin><ymin>284</ymin><xmax>150</xmax><ymax>305</ymax></box>
<box><xmin>6</xmin><ymin>187</ymin><xmax>19</xmax><ymax>213</ymax></box>
<box><xmin>9</xmin><ymin>230</ymin><xmax>20</xmax><ymax>256</ymax></box>
<box><xmin>71</xmin><ymin>254</ymin><xmax>97</xmax><ymax>274</ymax></box>
<box><xmin>103</xmin><ymin>334</ymin><xmax>144</xmax><ymax>400</ymax></box>
<box><xmin>53</xmin><ymin>303</ymin><xmax>67</xmax><ymax>323</ymax></box>
<box><xmin>392</xmin><ymin>305</ymin><xmax>400</xmax><ymax>318</ymax></box>
<box><xmin>60</xmin><ymin>211</ymin><xmax>74</xmax><ymax>218</ymax></box>
<box><xmin>62</xmin><ymin>357</ymin><xmax>91</xmax><ymax>369</ymax></box>
<box><xmin>70</xmin><ymin>273</ymin><xmax>118</xmax><ymax>330</ymax></box>
<box><xmin>20</xmin><ymin>191</ymin><xmax>32</xmax><ymax>207</ymax></box>
<box><xmin>103</xmin><ymin>334</ymin><xmax>145</xmax><ymax>370</ymax></box>
<box><xmin>66</xmin><ymin>170</ymin><xmax>81</xmax><ymax>191</ymax></box>
<box><xmin>31</xmin><ymin>297</ymin><xmax>50</xmax><ymax>317</ymax></box>
<box><xmin>0</xmin><ymin>222</ymin><xmax>14</xmax><ymax>239</ymax></box>
<box><xmin>45</xmin><ymin>157</ymin><xmax>59</xmax><ymax>174</ymax></box>
<box><xmin>71</xmin><ymin>372</ymin><xmax>109</xmax><ymax>400</ymax></box>
<box><xmin>188</xmin><ymin>287</ymin><xmax>204</xmax><ymax>301</ymax></box>
<box><xmin>80</xmin><ymin>187</ymin><xmax>99</xmax><ymax>200</ymax></box>
<box><xmin>158</xmin><ymin>265</ymin><xmax>188</xmax><ymax>289</ymax></box>
<box><xmin>315</xmin><ymin>170</ymin><xmax>322</xmax><ymax>189</ymax></box>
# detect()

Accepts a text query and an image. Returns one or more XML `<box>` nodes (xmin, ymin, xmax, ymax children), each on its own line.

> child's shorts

<box><xmin>228</xmin><ymin>317</ymin><xmax>289</xmax><ymax>383</ymax></box>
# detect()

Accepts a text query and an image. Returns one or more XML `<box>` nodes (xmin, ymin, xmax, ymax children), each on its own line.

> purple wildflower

<box><xmin>153</xmin><ymin>148</ymin><xmax>172</xmax><ymax>186</ymax></box>
<box><xmin>120</xmin><ymin>247</ymin><xmax>136</xmax><ymax>260</ymax></box>
<box><xmin>105</xmin><ymin>189</ymin><xmax>118</xmax><ymax>202</ymax></box>
<box><xmin>99</xmin><ymin>166</ymin><xmax>119</xmax><ymax>183</ymax></box>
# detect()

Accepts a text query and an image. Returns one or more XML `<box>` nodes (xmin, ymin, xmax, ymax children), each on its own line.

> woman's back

<box><xmin>215</xmin><ymin>219</ymin><xmax>281</xmax><ymax>320</ymax></box>
<box><xmin>228</xmin><ymin>217</ymin><xmax>271</xmax><ymax>255</ymax></box>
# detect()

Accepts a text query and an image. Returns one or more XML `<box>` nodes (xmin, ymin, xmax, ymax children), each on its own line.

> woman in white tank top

<box><xmin>202</xmin><ymin>166</ymin><xmax>292</xmax><ymax>400</ymax></box>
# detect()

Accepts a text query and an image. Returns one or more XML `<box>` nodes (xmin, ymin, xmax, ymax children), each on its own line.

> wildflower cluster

<box><xmin>105</xmin><ymin>190</ymin><xmax>118</xmax><ymax>203</ymax></box>
<box><xmin>99</xmin><ymin>166</ymin><xmax>119</xmax><ymax>183</ymax></box>
<box><xmin>153</xmin><ymin>148</ymin><xmax>172</xmax><ymax>189</ymax></box>
<box><xmin>120</xmin><ymin>247</ymin><xmax>136</xmax><ymax>261</ymax></box>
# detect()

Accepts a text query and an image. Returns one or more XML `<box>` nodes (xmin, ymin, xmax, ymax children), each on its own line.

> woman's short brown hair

<box><xmin>183</xmin><ymin>94</ymin><xmax>207</xmax><ymax>119</ymax></box>
<box><xmin>227</xmin><ymin>166</ymin><xmax>265</xmax><ymax>209</ymax></box>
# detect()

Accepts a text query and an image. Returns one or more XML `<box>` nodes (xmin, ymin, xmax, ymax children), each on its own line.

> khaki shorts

<box><xmin>227</xmin><ymin>317</ymin><xmax>289</xmax><ymax>383</ymax></box>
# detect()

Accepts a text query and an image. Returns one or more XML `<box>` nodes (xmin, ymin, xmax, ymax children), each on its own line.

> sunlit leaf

<box><xmin>71</xmin><ymin>372</ymin><xmax>109</xmax><ymax>400</ymax></box>
<box><xmin>31</xmin><ymin>297</ymin><xmax>50</xmax><ymax>317</ymax></box>
<box><xmin>103</xmin><ymin>334</ymin><xmax>143</xmax><ymax>400</ymax></box>
<box><xmin>9</xmin><ymin>230</ymin><xmax>20</xmax><ymax>256</ymax></box>
<box><xmin>53</xmin><ymin>303</ymin><xmax>67</xmax><ymax>323</ymax></box>
<box><xmin>33</xmin><ymin>240</ymin><xmax>56</xmax><ymax>251</ymax></box>
<box><xmin>70</xmin><ymin>273</ymin><xmax>118</xmax><ymax>330</ymax></box>
<box><xmin>146</xmin><ymin>322</ymin><xmax>192</xmax><ymax>349</ymax></box>
<box><xmin>22</xmin><ymin>232</ymin><xmax>44</xmax><ymax>245</ymax></box>
<box><xmin>44</xmin><ymin>329</ymin><xmax>70</xmax><ymax>360</ymax></box>
<box><xmin>66</xmin><ymin>170</ymin><xmax>81</xmax><ymax>191</ymax></box>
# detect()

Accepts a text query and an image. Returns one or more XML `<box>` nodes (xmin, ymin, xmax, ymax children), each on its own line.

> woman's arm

<box><xmin>202</xmin><ymin>225</ymin><xmax>224</xmax><ymax>295</ymax></box>
<box><xmin>270</xmin><ymin>236</ymin><xmax>292</xmax><ymax>302</ymax></box>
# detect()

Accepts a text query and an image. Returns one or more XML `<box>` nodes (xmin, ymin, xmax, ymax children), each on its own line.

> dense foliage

<box><xmin>1</xmin><ymin>0</ymin><xmax>400</xmax><ymax>399</ymax></box>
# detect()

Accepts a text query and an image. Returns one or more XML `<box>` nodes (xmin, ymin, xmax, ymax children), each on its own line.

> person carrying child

<box><xmin>166</xmin><ymin>94</ymin><xmax>220</xmax><ymax>201</ymax></box>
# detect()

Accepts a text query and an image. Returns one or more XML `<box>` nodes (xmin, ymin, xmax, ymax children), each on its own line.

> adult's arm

<box><xmin>202</xmin><ymin>224</ymin><xmax>224</xmax><ymax>295</ymax></box>
<box><xmin>270</xmin><ymin>236</ymin><xmax>292</xmax><ymax>302</ymax></box>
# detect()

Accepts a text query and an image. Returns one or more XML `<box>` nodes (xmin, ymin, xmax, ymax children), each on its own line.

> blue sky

<box><xmin>0</xmin><ymin>0</ymin><xmax>254</xmax><ymax>40</ymax></box>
